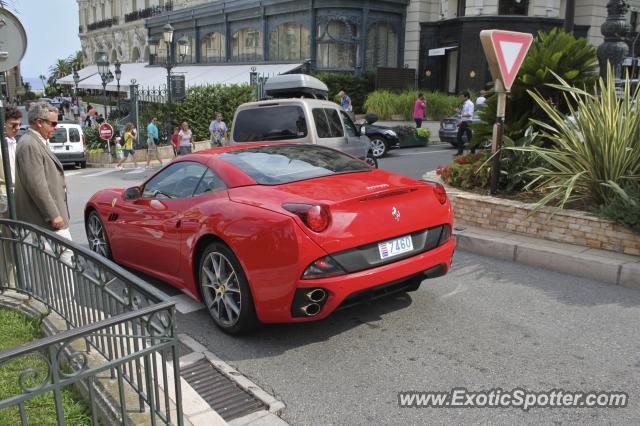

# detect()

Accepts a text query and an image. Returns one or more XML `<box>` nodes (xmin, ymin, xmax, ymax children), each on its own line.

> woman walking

<box><xmin>177</xmin><ymin>121</ymin><xmax>193</xmax><ymax>155</ymax></box>
<box><xmin>116</xmin><ymin>122</ymin><xmax>137</xmax><ymax>170</ymax></box>
<box><xmin>413</xmin><ymin>93</ymin><xmax>426</xmax><ymax>129</ymax></box>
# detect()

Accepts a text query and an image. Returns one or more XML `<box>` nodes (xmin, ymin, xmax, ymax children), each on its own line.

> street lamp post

<box><xmin>148</xmin><ymin>24</ymin><xmax>189</xmax><ymax>137</ymax></box>
<box><xmin>72</xmin><ymin>69</ymin><xmax>80</xmax><ymax>97</ymax></box>
<box><xmin>96</xmin><ymin>52</ymin><xmax>111</xmax><ymax>119</ymax></box>
<box><xmin>114</xmin><ymin>60</ymin><xmax>121</xmax><ymax>111</ymax></box>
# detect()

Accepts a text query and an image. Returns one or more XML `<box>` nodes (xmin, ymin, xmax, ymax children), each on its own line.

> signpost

<box><xmin>480</xmin><ymin>30</ymin><xmax>533</xmax><ymax>194</ymax></box>
<box><xmin>0</xmin><ymin>9</ymin><xmax>27</xmax><ymax>220</ymax></box>
<box><xmin>99</xmin><ymin>122</ymin><xmax>114</xmax><ymax>162</ymax></box>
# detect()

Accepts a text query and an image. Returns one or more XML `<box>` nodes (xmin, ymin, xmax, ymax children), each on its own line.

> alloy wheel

<box><xmin>200</xmin><ymin>251</ymin><xmax>242</xmax><ymax>328</ymax></box>
<box><xmin>87</xmin><ymin>212</ymin><xmax>110</xmax><ymax>258</ymax></box>
<box><xmin>370</xmin><ymin>138</ymin><xmax>387</xmax><ymax>158</ymax></box>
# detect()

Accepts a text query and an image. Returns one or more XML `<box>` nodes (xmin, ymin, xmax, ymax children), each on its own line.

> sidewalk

<box><xmin>454</xmin><ymin>224</ymin><xmax>640</xmax><ymax>289</ymax></box>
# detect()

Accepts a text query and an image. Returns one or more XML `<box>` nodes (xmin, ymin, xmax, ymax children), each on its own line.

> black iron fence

<box><xmin>0</xmin><ymin>219</ymin><xmax>183</xmax><ymax>425</ymax></box>
<box><xmin>125</xmin><ymin>2</ymin><xmax>174</xmax><ymax>23</ymax></box>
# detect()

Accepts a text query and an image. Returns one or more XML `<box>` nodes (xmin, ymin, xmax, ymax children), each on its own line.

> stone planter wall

<box><xmin>424</xmin><ymin>171</ymin><xmax>640</xmax><ymax>256</ymax></box>
<box><xmin>192</xmin><ymin>141</ymin><xmax>210</xmax><ymax>152</ymax></box>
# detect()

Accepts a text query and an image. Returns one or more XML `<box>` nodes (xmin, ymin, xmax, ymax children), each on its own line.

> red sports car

<box><xmin>85</xmin><ymin>144</ymin><xmax>455</xmax><ymax>333</ymax></box>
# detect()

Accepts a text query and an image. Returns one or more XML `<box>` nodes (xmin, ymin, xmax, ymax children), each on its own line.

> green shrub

<box><xmin>506</xmin><ymin>67</ymin><xmax>640</xmax><ymax>212</ymax></box>
<box><xmin>599</xmin><ymin>182</ymin><xmax>640</xmax><ymax>233</ymax></box>
<box><xmin>416</xmin><ymin>127</ymin><xmax>430</xmax><ymax>138</ymax></box>
<box><xmin>313</xmin><ymin>72</ymin><xmax>375</xmax><ymax>114</ymax></box>
<box><xmin>364</xmin><ymin>90</ymin><xmax>458</xmax><ymax>120</ymax></box>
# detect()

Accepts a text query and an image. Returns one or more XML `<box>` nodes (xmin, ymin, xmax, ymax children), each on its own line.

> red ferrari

<box><xmin>85</xmin><ymin>144</ymin><xmax>455</xmax><ymax>333</ymax></box>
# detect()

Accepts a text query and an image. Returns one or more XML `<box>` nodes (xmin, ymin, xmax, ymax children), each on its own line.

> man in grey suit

<box><xmin>15</xmin><ymin>102</ymin><xmax>72</xmax><ymax>241</ymax></box>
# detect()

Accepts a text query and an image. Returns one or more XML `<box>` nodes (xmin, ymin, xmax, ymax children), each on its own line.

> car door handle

<box><xmin>175</xmin><ymin>219</ymin><xmax>182</xmax><ymax>229</ymax></box>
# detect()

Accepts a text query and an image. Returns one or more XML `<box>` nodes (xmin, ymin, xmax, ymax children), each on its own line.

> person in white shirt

<box><xmin>456</xmin><ymin>91</ymin><xmax>475</xmax><ymax>156</ymax></box>
<box><xmin>475</xmin><ymin>90</ymin><xmax>487</xmax><ymax>106</ymax></box>
<box><xmin>1</xmin><ymin>106</ymin><xmax>22</xmax><ymax>186</ymax></box>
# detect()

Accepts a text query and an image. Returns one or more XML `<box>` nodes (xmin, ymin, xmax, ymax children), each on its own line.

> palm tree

<box><xmin>38</xmin><ymin>74</ymin><xmax>47</xmax><ymax>90</ymax></box>
<box><xmin>49</xmin><ymin>58</ymin><xmax>72</xmax><ymax>80</ymax></box>
<box><xmin>67</xmin><ymin>51</ymin><xmax>84</xmax><ymax>71</ymax></box>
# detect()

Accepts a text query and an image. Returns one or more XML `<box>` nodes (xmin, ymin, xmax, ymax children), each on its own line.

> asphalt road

<box><xmin>62</xmin><ymin>145</ymin><xmax>640</xmax><ymax>424</ymax></box>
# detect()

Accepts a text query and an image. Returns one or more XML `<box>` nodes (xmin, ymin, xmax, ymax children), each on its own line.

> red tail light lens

<box><xmin>433</xmin><ymin>183</ymin><xmax>448</xmax><ymax>204</ymax></box>
<box><xmin>283</xmin><ymin>203</ymin><xmax>331</xmax><ymax>232</ymax></box>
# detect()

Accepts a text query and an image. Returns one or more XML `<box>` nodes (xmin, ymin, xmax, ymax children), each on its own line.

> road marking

<box><xmin>83</xmin><ymin>170</ymin><xmax>116</xmax><ymax>177</ymax></box>
<box><xmin>390</xmin><ymin>149</ymin><xmax>452</xmax><ymax>156</ymax></box>
<box><xmin>168</xmin><ymin>294</ymin><xmax>204</xmax><ymax>314</ymax></box>
<box><xmin>125</xmin><ymin>168</ymin><xmax>146</xmax><ymax>175</ymax></box>
<box><xmin>65</xmin><ymin>171</ymin><xmax>82</xmax><ymax>177</ymax></box>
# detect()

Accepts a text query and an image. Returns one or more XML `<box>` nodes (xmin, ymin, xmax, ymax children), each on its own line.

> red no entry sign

<box><xmin>99</xmin><ymin>123</ymin><xmax>114</xmax><ymax>141</ymax></box>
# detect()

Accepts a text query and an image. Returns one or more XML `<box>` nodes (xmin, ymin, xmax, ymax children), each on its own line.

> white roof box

<box><xmin>264</xmin><ymin>74</ymin><xmax>328</xmax><ymax>99</ymax></box>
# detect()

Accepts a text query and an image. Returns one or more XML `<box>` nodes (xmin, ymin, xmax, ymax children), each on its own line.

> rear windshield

<box><xmin>219</xmin><ymin>145</ymin><xmax>370</xmax><ymax>184</ymax></box>
<box><xmin>50</xmin><ymin>128</ymin><xmax>67</xmax><ymax>143</ymax></box>
<box><xmin>233</xmin><ymin>105</ymin><xmax>308</xmax><ymax>142</ymax></box>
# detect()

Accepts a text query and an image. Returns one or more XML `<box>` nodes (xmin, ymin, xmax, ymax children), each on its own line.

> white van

<box><xmin>48</xmin><ymin>122</ymin><xmax>86</xmax><ymax>168</ymax></box>
<box><xmin>230</xmin><ymin>74</ymin><xmax>376</xmax><ymax>167</ymax></box>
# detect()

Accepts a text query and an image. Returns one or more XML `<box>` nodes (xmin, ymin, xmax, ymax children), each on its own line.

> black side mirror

<box><xmin>365</xmin><ymin>113</ymin><xmax>378</xmax><ymax>125</ymax></box>
<box><xmin>124</xmin><ymin>186</ymin><xmax>142</xmax><ymax>200</ymax></box>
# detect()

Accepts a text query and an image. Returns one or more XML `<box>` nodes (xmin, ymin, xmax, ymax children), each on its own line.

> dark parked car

<box><xmin>359</xmin><ymin>114</ymin><xmax>400</xmax><ymax>159</ymax></box>
<box><xmin>438</xmin><ymin>116</ymin><xmax>486</xmax><ymax>148</ymax></box>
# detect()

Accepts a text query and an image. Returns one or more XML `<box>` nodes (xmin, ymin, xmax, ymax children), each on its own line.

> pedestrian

<box><xmin>0</xmin><ymin>107</ymin><xmax>22</xmax><ymax>286</ymax></box>
<box><xmin>177</xmin><ymin>121</ymin><xmax>193</xmax><ymax>156</ymax></box>
<box><xmin>116</xmin><ymin>122</ymin><xmax>137</xmax><ymax>169</ymax></box>
<box><xmin>475</xmin><ymin>90</ymin><xmax>487</xmax><ymax>107</ymax></box>
<box><xmin>145</xmin><ymin>117</ymin><xmax>162</xmax><ymax>169</ymax></box>
<box><xmin>456</xmin><ymin>91</ymin><xmax>475</xmax><ymax>156</ymax></box>
<box><xmin>413</xmin><ymin>93</ymin><xmax>426</xmax><ymax>129</ymax></box>
<box><xmin>96</xmin><ymin>113</ymin><xmax>105</xmax><ymax>124</ymax></box>
<box><xmin>14</xmin><ymin>102</ymin><xmax>72</xmax><ymax>241</ymax></box>
<box><xmin>114</xmin><ymin>136</ymin><xmax>124</xmax><ymax>167</ymax></box>
<box><xmin>171</xmin><ymin>126</ymin><xmax>180</xmax><ymax>156</ymax></box>
<box><xmin>71</xmin><ymin>103</ymin><xmax>79</xmax><ymax>123</ymax></box>
<box><xmin>338</xmin><ymin>90</ymin><xmax>352</xmax><ymax>112</ymax></box>
<box><xmin>209</xmin><ymin>112</ymin><xmax>227</xmax><ymax>147</ymax></box>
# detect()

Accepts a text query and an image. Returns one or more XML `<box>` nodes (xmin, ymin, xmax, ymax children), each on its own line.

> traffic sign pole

<box><xmin>491</xmin><ymin>79</ymin><xmax>507</xmax><ymax>194</ymax></box>
<box><xmin>480</xmin><ymin>30</ymin><xmax>532</xmax><ymax>195</ymax></box>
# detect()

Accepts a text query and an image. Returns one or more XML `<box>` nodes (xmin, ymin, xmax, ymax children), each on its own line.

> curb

<box><xmin>454</xmin><ymin>225</ymin><xmax>640</xmax><ymax>290</ymax></box>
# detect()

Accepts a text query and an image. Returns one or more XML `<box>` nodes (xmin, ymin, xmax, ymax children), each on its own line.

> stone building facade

<box><xmin>78</xmin><ymin>0</ymin><xmax>640</xmax><ymax>92</ymax></box>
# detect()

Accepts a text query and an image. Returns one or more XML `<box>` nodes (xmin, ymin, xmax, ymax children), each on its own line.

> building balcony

<box><xmin>124</xmin><ymin>1</ymin><xmax>173</xmax><ymax>23</ymax></box>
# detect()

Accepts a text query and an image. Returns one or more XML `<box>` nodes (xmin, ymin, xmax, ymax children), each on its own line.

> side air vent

<box><xmin>107</xmin><ymin>213</ymin><xmax>118</xmax><ymax>222</ymax></box>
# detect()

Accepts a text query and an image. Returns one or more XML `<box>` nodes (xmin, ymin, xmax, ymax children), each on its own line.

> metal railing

<box><xmin>0</xmin><ymin>219</ymin><xmax>183</xmax><ymax>425</ymax></box>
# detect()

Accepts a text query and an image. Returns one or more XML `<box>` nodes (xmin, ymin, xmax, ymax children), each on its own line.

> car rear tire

<box><xmin>85</xmin><ymin>210</ymin><xmax>111</xmax><ymax>259</ymax></box>
<box><xmin>370</xmin><ymin>137</ymin><xmax>388</xmax><ymax>159</ymax></box>
<box><xmin>198</xmin><ymin>242</ymin><xmax>258</xmax><ymax>334</ymax></box>
<box><xmin>365</xmin><ymin>152</ymin><xmax>378</xmax><ymax>168</ymax></box>
<box><xmin>80</xmin><ymin>161</ymin><xmax>87</xmax><ymax>169</ymax></box>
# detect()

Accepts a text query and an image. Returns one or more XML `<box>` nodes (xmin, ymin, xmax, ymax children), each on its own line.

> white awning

<box><xmin>428</xmin><ymin>46</ymin><xmax>458</xmax><ymax>57</ymax></box>
<box><xmin>58</xmin><ymin>63</ymin><xmax>303</xmax><ymax>93</ymax></box>
<box><xmin>56</xmin><ymin>65</ymin><xmax>98</xmax><ymax>85</ymax></box>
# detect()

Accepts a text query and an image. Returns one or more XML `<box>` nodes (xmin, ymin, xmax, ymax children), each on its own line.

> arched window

<box><xmin>316</xmin><ymin>20</ymin><xmax>358</xmax><ymax>69</ymax></box>
<box><xmin>201</xmin><ymin>32</ymin><xmax>226</xmax><ymax>63</ymax></box>
<box><xmin>232</xmin><ymin>28</ymin><xmax>263</xmax><ymax>61</ymax></box>
<box><xmin>499</xmin><ymin>0</ymin><xmax>528</xmax><ymax>15</ymax></box>
<box><xmin>365</xmin><ymin>23</ymin><xmax>397</xmax><ymax>70</ymax></box>
<box><xmin>269</xmin><ymin>23</ymin><xmax>310</xmax><ymax>61</ymax></box>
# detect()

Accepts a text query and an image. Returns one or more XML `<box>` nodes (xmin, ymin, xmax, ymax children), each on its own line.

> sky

<box><xmin>8</xmin><ymin>0</ymin><xmax>81</xmax><ymax>81</ymax></box>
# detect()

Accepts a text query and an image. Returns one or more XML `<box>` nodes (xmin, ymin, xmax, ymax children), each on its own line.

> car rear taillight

<box><xmin>283</xmin><ymin>203</ymin><xmax>331</xmax><ymax>232</ymax></box>
<box><xmin>302</xmin><ymin>256</ymin><xmax>346</xmax><ymax>279</ymax></box>
<box><xmin>432</xmin><ymin>182</ymin><xmax>448</xmax><ymax>204</ymax></box>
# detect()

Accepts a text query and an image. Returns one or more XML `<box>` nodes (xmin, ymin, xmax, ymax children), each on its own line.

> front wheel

<box><xmin>86</xmin><ymin>210</ymin><xmax>111</xmax><ymax>259</ymax></box>
<box><xmin>365</xmin><ymin>152</ymin><xmax>378</xmax><ymax>168</ymax></box>
<box><xmin>369</xmin><ymin>137</ymin><xmax>388</xmax><ymax>158</ymax></box>
<box><xmin>198</xmin><ymin>242</ymin><xmax>258</xmax><ymax>334</ymax></box>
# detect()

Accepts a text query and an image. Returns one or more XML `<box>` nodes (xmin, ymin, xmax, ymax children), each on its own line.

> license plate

<box><xmin>444</xmin><ymin>124</ymin><xmax>455</xmax><ymax>129</ymax></box>
<box><xmin>52</xmin><ymin>145</ymin><xmax>63</xmax><ymax>150</ymax></box>
<box><xmin>378</xmin><ymin>235</ymin><xmax>414</xmax><ymax>260</ymax></box>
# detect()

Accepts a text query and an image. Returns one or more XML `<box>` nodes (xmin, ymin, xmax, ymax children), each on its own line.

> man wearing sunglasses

<box><xmin>14</xmin><ymin>102</ymin><xmax>71</xmax><ymax>242</ymax></box>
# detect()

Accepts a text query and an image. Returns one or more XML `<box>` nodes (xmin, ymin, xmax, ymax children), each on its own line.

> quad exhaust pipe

<box><xmin>300</xmin><ymin>303</ymin><xmax>321</xmax><ymax>316</ymax></box>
